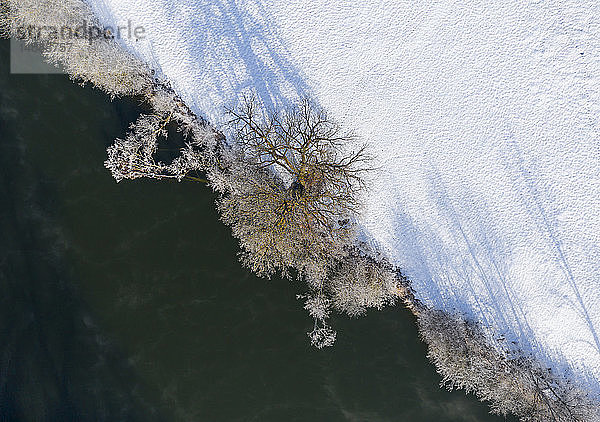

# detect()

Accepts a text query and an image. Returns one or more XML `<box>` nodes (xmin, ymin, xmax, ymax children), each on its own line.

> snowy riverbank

<box><xmin>85</xmin><ymin>0</ymin><xmax>600</xmax><ymax>397</ymax></box>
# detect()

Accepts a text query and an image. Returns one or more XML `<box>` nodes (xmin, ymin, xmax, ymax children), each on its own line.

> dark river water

<box><xmin>0</xmin><ymin>39</ymin><xmax>514</xmax><ymax>422</ymax></box>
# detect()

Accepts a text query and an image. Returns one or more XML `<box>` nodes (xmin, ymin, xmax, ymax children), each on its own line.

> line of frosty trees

<box><xmin>1</xmin><ymin>1</ymin><xmax>598</xmax><ymax>420</ymax></box>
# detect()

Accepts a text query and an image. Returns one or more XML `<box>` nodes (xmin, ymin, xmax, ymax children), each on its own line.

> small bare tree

<box><xmin>218</xmin><ymin>96</ymin><xmax>370</xmax><ymax>285</ymax></box>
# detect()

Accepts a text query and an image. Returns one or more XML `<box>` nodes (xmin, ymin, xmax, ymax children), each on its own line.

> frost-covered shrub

<box><xmin>307</xmin><ymin>321</ymin><xmax>337</xmax><ymax>349</ymax></box>
<box><xmin>418</xmin><ymin>308</ymin><xmax>599</xmax><ymax>422</ymax></box>
<box><xmin>1</xmin><ymin>0</ymin><xmax>152</xmax><ymax>97</ymax></box>
<box><xmin>328</xmin><ymin>252</ymin><xmax>399</xmax><ymax>317</ymax></box>
<box><xmin>104</xmin><ymin>88</ymin><xmax>219</xmax><ymax>182</ymax></box>
<box><xmin>301</xmin><ymin>292</ymin><xmax>336</xmax><ymax>348</ymax></box>
<box><xmin>293</xmin><ymin>251</ymin><xmax>404</xmax><ymax>347</ymax></box>
<box><xmin>105</xmin><ymin>113</ymin><xmax>180</xmax><ymax>182</ymax></box>
<box><xmin>303</xmin><ymin>292</ymin><xmax>331</xmax><ymax>321</ymax></box>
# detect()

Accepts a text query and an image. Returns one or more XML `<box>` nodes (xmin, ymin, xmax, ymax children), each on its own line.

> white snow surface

<box><xmin>87</xmin><ymin>0</ymin><xmax>600</xmax><ymax>393</ymax></box>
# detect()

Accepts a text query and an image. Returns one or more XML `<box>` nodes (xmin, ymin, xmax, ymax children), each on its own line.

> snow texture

<box><xmin>86</xmin><ymin>0</ymin><xmax>600</xmax><ymax>394</ymax></box>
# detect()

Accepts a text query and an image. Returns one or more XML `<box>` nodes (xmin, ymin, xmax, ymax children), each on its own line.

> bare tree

<box><xmin>218</xmin><ymin>96</ymin><xmax>370</xmax><ymax>285</ymax></box>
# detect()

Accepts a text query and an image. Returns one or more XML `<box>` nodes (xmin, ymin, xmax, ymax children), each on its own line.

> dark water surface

<box><xmin>0</xmin><ymin>40</ymin><xmax>514</xmax><ymax>422</ymax></box>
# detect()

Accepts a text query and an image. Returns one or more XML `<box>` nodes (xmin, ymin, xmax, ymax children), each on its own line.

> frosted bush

<box><xmin>105</xmin><ymin>90</ymin><xmax>218</xmax><ymax>182</ymax></box>
<box><xmin>307</xmin><ymin>322</ymin><xmax>337</xmax><ymax>349</ymax></box>
<box><xmin>329</xmin><ymin>252</ymin><xmax>399</xmax><ymax>317</ymax></box>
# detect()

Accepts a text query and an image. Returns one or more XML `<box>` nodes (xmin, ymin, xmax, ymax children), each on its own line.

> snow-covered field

<box><xmin>86</xmin><ymin>0</ymin><xmax>600</xmax><ymax>394</ymax></box>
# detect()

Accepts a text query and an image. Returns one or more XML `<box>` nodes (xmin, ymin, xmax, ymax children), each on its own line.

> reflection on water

<box><xmin>0</xmin><ymin>40</ymin><xmax>513</xmax><ymax>421</ymax></box>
